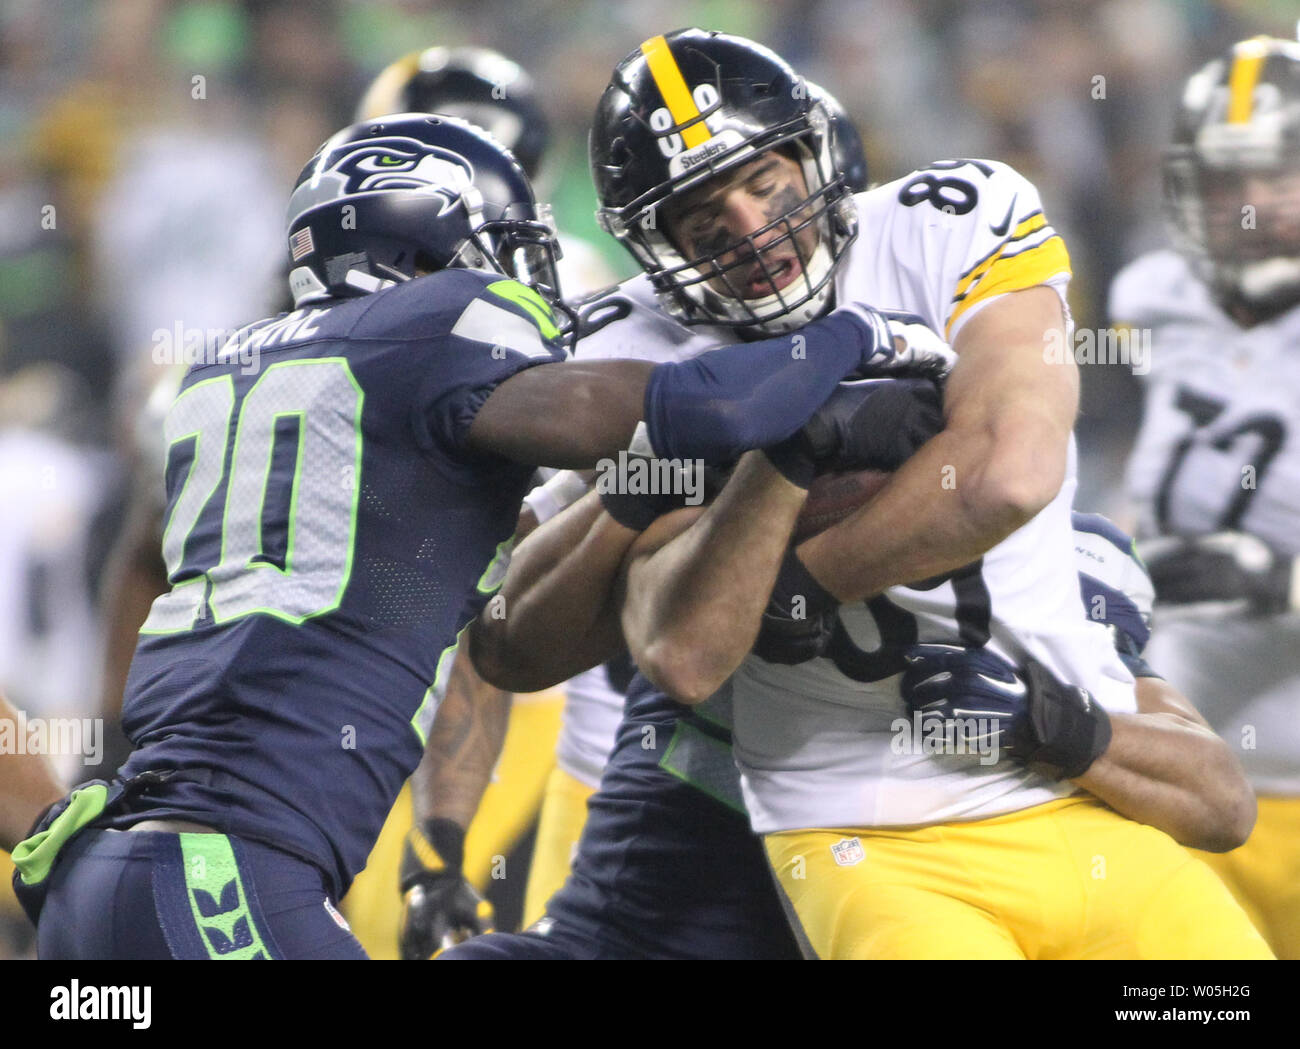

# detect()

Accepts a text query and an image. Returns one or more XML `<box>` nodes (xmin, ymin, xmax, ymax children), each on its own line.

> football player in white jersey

<box><xmin>482</xmin><ymin>28</ymin><xmax>1268</xmax><ymax>959</ymax></box>
<box><xmin>1115</xmin><ymin>34</ymin><xmax>1300</xmax><ymax>959</ymax></box>
<box><xmin>488</xmin><ymin>82</ymin><xmax>875</xmax><ymax>929</ymax></box>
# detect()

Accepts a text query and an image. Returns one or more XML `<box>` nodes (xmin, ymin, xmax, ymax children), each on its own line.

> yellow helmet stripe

<box><xmin>356</xmin><ymin>51</ymin><xmax>423</xmax><ymax>120</ymax></box>
<box><xmin>1227</xmin><ymin>38</ymin><xmax>1270</xmax><ymax>124</ymax></box>
<box><xmin>640</xmin><ymin>35</ymin><xmax>712</xmax><ymax>149</ymax></box>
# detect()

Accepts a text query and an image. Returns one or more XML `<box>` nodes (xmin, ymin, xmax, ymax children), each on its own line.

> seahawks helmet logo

<box><xmin>290</xmin><ymin>137</ymin><xmax>476</xmax><ymax>218</ymax></box>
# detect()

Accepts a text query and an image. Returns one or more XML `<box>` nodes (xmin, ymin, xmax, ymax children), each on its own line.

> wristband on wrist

<box><xmin>522</xmin><ymin>470</ymin><xmax>589</xmax><ymax>526</ymax></box>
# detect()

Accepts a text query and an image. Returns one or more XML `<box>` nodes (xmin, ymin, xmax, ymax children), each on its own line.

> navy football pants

<box><xmin>37</xmin><ymin>828</ymin><xmax>367</xmax><ymax>959</ymax></box>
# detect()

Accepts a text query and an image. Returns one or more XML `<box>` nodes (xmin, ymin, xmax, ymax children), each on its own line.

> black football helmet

<box><xmin>808</xmin><ymin>82</ymin><xmax>869</xmax><ymax>194</ymax></box>
<box><xmin>356</xmin><ymin>47</ymin><xmax>550</xmax><ymax>180</ymax></box>
<box><xmin>284</xmin><ymin>114</ymin><xmax>561</xmax><ymax>308</ymax></box>
<box><xmin>1164</xmin><ymin>35</ymin><xmax>1300</xmax><ymax>318</ymax></box>
<box><xmin>590</xmin><ymin>29</ymin><xmax>858</xmax><ymax>334</ymax></box>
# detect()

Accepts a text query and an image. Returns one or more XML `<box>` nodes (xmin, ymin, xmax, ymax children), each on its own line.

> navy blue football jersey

<box><xmin>544</xmin><ymin>672</ymin><xmax>801</xmax><ymax>959</ymax></box>
<box><xmin>111</xmin><ymin>268</ymin><xmax>565</xmax><ymax>897</ymax></box>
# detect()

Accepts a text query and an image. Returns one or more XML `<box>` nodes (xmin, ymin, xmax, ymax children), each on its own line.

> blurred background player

<box><xmin>1115</xmin><ymin>34</ymin><xmax>1300</xmax><ymax>959</ymax></box>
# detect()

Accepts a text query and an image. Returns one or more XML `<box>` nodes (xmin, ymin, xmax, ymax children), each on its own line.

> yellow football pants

<box><xmin>765</xmin><ymin>796</ymin><xmax>1273</xmax><ymax>960</ymax></box>
<box><xmin>522</xmin><ymin>766</ymin><xmax>596</xmax><ymax>927</ymax></box>
<box><xmin>342</xmin><ymin>691</ymin><xmax>564</xmax><ymax>958</ymax></box>
<box><xmin>1193</xmin><ymin>794</ymin><xmax>1300</xmax><ymax>960</ymax></box>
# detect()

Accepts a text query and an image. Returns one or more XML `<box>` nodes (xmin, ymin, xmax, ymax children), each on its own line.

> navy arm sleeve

<box><xmin>643</xmin><ymin>310</ymin><xmax>874</xmax><ymax>462</ymax></box>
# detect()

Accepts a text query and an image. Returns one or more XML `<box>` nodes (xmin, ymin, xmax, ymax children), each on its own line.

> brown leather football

<box><xmin>793</xmin><ymin>469</ymin><xmax>891</xmax><ymax>542</ymax></box>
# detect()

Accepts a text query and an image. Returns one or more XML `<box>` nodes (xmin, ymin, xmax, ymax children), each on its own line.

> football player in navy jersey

<box><xmin>11</xmin><ymin>112</ymin><xmax>940</xmax><ymax>959</ymax></box>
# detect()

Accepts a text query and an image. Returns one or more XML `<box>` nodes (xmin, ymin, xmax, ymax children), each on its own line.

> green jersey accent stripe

<box><xmin>487</xmin><ymin>279</ymin><xmax>560</xmax><ymax>340</ymax></box>
<box><xmin>476</xmin><ymin>536</ymin><xmax>513</xmax><ymax>595</ymax></box>
<box><xmin>179</xmin><ymin>834</ymin><xmax>272</xmax><ymax>960</ymax></box>
<box><xmin>451</xmin><ymin>298</ymin><xmax>554</xmax><ymax>359</ymax></box>
<box><xmin>413</xmin><ymin>626</ymin><xmax>465</xmax><ymax>746</ymax></box>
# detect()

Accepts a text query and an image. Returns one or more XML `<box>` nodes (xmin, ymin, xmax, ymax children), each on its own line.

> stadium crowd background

<box><xmin>0</xmin><ymin>0</ymin><xmax>1297</xmax><ymax>956</ymax></box>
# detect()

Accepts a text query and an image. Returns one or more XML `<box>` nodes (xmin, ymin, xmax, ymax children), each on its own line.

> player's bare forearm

<box><xmin>410</xmin><ymin>638</ymin><xmax>511</xmax><ymax>834</ymax></box>
<box><xmin>468</xmin><ymin>491</ymin><xmax>636</xmax><ymax>692</ymax></box>
<box><xmin>0</xmin><ymin>692</ymin><xmax>66</xmax><ymax>852</ymax></box>
<box><xmin>1072</xmin><ymin>677</ymin><xmax>1255</xmax><ymax>853</ymax></box>
<box><xmin>467</xmin><ymin>360</ymin><xmax>653</xmax><ymax>468</ymax></box>
<box><xmin>798</xmin><ymin>286</ymin><xmax>1076</xmax><ymax>600</ymax></box>
<box><xmin>623</xmin><ymin>453</ymin><xmax>806</xmax><ymax>704</ymax></box>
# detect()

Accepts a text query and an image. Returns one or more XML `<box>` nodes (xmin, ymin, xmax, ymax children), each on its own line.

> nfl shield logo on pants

<box><xmin>830</xmin><ymin>837</ymin><xmax>865</xmax><ymax>866</ymax></box>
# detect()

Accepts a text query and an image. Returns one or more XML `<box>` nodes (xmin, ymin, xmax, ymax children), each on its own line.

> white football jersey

<box><xmin>1115</xmin><ymin>248</ymin><xmax>1300</xmax><ymax>792</ymax></box>
<box><xmin>0</xmin><ymin>428</ymin><xmax>111</xmax><ymax>745</ymax></box>
<box><xmin>577</xmin><ymin>160</ymin><xmax>1137</xmax><ymax>834</ymax></box>
<box><xmin>1117</xmin><ymin>249</ymin><xmax>1300</xmax><ymax>553</ymax></box>
<box><xmin>554</xmin><ymin>664</ymin><xmax>625</xmax><ymax>788</ymax></box>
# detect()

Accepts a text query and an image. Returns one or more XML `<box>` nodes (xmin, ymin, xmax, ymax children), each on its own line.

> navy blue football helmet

<box><xmin>284</xmin><ymin>113</ymin><xmax>561</xmax><ymax>307</ymax></box>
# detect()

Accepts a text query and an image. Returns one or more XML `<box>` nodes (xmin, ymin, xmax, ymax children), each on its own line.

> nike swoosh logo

<box><xmin>976</xmin><ymin>673</ymin><xmax>1026</xmax><ymax>697</ymax></box>
<box><xmin>989</xmin><ymin>195</ymin><xmax>1017</xmax><ymax>237</ymax></box>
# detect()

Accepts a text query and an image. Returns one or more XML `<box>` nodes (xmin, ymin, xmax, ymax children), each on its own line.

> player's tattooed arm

<box><xmin>1072</xmin><ymin>677</ymin><xmax>1255</xmax><ymax>853</ymax></box>
<box><xmin>468</xmin><ymin>491</ymin><xmax>645</xmax><ymax>693</ymax></box>
<box><xmin>621</xmin><ymin>452</ymin><xmax>807</xmax><ymax>704</ymax></box>
<box><xmin>410</xmin><ymin>636</ymin><xmax>511</xmax><ymax>834</ymax></box>
<box><xmin>796</xmin><ymin>285</ymin><xmax>1077</xmax><ymax>599</ymax></box>
<box><xmin>0</xmin><ymin>691</ymin><xmax>65</xmax><ymax>852</ymax></box>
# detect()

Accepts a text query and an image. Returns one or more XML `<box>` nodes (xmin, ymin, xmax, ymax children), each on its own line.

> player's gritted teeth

<box><xmin>743</xmin><ymin>253</ymin><xmax>803</xmax><ymax>298</ymax></box>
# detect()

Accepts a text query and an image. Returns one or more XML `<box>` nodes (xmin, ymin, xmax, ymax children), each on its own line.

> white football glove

<box><xmin>834</xmin><ymin>304</ymin><xmax>957</xmax><ymax>379</ymax></box>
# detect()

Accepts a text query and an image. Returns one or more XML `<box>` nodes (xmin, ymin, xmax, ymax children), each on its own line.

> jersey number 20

<box><xmin>142</xmin><ymin>359</ymin><xmax>363</xmax><ymax>633</ymax></box>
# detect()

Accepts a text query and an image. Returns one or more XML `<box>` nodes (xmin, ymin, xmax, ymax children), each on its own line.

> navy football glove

<box><xmin>900</xmin><ymin>643</ymin><xmax>1111</xmax><ymax>780</ymax></box>
<box><xmin>399</xmin><ymin>819</ymin><xmax>493</xmax><ymax>960</ymax></box>
<box><xmin>836</xmin><ymin>305</ymin><xmax>957</xmax><ymax>378</ymax></box>
<box><xmin>899</xmin><ymin>643</ymin><xmax>1026</xmax><ymax>753</ymax></box>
